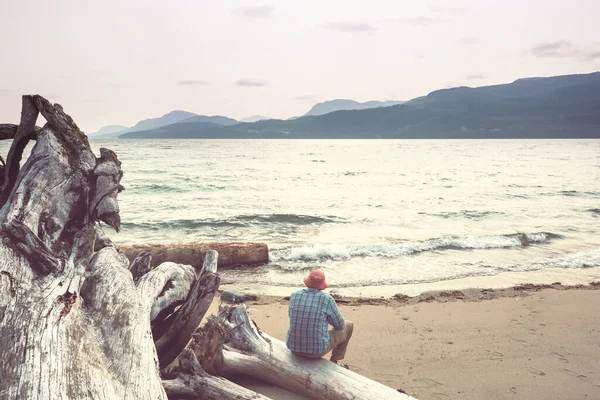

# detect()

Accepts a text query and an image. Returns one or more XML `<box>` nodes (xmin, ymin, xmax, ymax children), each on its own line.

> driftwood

<box><xmin>0</xmin><ymin>95</ymin><xmax>267</xmax><ymax>399</ymax></box>
<box><xmin>162</xmin><ymin>349</ymin><xmax>272</xmax><ymax>400</ymax></box>
<box><xmin>154</xmin><ymin>250</ymin><xmax>220</xmax><ymax>366</ymax></box>
<box><xmin>189</xmin><ymin>305</ymin><xmax>417</xmax><ymax>400</ymax></box>
<box><xmin>120</xmin><ymin>242</ymin><xmax>269</xmax><ymax>269</ymax></box>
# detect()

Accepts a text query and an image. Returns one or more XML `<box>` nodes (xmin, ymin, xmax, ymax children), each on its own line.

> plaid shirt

<box><xmin>286</xmin><ymin>288</ymin><xmax>345</xmax><ymax>354</ymax></box>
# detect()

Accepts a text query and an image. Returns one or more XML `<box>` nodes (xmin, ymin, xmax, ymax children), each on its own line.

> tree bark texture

<box><xmin>0</xmin><ymin>96</ymin><xmax>173</xmax><ymax>399</ymax></box>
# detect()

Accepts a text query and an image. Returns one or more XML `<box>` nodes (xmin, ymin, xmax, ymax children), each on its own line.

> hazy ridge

<box><xmin>93</xmin><ymin>72</ymin><xmax>600</xmax><ymax>139</ymax></box>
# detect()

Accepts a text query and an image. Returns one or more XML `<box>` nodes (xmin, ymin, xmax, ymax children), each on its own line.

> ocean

<box><xmin>4</xmin><ymin>139</ymin><xmax>600</xmax><ymax>291</ymax></box>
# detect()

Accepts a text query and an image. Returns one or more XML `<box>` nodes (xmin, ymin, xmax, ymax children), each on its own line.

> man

<box><xmin>286</xmin><ymin>269</ymin><xmax>353</xmax><ymax>366</ymax></box>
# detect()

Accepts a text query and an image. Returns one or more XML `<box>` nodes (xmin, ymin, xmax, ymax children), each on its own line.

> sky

<box><xmin>1</xmin><ymin>0</ymin><xmax>599</xmax><ymax>133</ymax></box>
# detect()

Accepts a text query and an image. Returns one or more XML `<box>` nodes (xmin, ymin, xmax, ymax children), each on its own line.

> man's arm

<box><xmin>325</xmin><ymin>295</ymin><xmax>345</xmax><ymax>330</ymax></box>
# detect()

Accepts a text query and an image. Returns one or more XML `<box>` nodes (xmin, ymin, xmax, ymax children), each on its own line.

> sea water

<box><xmin>4</xmin><ymin>139</ymin><xmax>600</xmax><ymax>289</ymax></box>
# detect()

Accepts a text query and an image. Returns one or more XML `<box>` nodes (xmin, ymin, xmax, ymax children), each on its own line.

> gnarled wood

<box><xmin>0</xmin><ymin>97</ymin><xmax>39</xmax><ymax>206</ymax></box>
<box><xmin>0</xmin><ymin>123</ymin><xmax>42</xmax><ymax>140</ymax></box>
<box><xmin>130</xmin><ymin>250</ymin><xmax>153</xmax><ymax>282</ymax></box>
<box><xmin>192</xmin><ymin>305</ymin><xmax>417</xmax><ymax>400</ymax></box>
<box><xmin>155</xmin><ymin>250</ymin><xmax>220</xmax><ymax>367</ymax></box>
<box><xmin>0</xmin><ymin>95</ymin><xmax>168</xmax><ymax>399</ymax></box>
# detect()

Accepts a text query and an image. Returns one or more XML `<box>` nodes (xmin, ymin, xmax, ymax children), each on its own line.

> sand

<box><xmin>215</xmin><ymin>283</ymin><xmax>600</xmax><ymax>400</ymax></box>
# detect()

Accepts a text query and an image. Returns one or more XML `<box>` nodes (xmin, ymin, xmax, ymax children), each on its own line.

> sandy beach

<box><xmin>215</xmin><ymin>282</ymin><xmax>600</xmax><ymax>400</ymax></box>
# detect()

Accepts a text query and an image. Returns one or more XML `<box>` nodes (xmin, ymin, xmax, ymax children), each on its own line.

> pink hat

<box><xmin>303</xmin><ymin>269</ymin><xmax>328</xmax><ymax>290</ymax></box>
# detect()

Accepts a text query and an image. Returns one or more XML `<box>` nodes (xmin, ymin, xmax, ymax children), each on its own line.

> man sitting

<box><xmin>286</xmin><ymin>269</ymin><xmax>353</xmax><ymax>366</ymax></box>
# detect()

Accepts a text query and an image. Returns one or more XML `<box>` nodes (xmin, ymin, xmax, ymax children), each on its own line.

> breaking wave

<box><xmin>270</xmin><ymin>232</ymin><xmax>562</xmax><ymax>262</ymax></box>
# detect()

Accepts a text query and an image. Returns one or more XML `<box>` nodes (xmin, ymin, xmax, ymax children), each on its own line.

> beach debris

<box><xmin>393</xmin><ymin>293</ymin><xmax>412</xmax><ymax>302</ymax></box>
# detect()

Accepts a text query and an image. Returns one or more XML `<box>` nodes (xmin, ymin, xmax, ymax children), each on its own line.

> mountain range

<box><xmin>92</xmin><ymin>72</ymin><xmax>600</xmax><ymax>139</ymax></box>
<box><xmin>89</xmin><ymin>99</ymin><xmax>401</xmax><ymax>138</ymax></box>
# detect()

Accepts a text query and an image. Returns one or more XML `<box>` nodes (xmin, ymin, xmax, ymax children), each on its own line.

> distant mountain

<box><xmin>120</xmin><ymin>72</ymin><xmax>600</xmax><ymax>139</ymax></box>
<box><xmin>90</xmin><ymin>111</ymin><xmax>237</xmax><ymax>139</ymax></box>
<box><xmin>304</xmin><ymin>99</ymin><xmax>405</xmax><ymax>116</ymax></box>
<box><xmin>89</xmin><ymin>125</ymin><xmax>128</xmax><ymax>137</ymax></box>
<box><xmin>241</xmin><ymin>115</ymin><xmax>270</xmax><ymax>123</ymax></box>
<box><xmin>179</xmin><ymin>115</ymin><xmax>238</xmax><ymax>126</ymax></box>
<box><xmin>120</xmin><ymin>110</ymin><xmax>198</xmax><ymax>134</ymax></box>
<box><xmin>121</xmin><ymin>122</ymin><xmax>226</xmax><ymax>139</ymax></box>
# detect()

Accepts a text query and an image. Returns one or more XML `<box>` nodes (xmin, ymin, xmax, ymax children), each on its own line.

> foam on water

<box><xmin>270</xmin><ymin>232</ymin><xmax>560</xmax><ymax>262</ymax></box>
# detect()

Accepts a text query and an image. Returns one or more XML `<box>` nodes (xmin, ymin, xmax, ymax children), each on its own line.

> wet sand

<box><xmin>218</xmin><ymin>283</ymin><xmax>600</xmax><ymax>400</ymax></box>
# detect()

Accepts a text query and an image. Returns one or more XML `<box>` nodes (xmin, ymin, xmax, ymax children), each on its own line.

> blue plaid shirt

<box><xmin>286</xmin><ymin>288</ymin><xmax>345</xmax><ymax>354</ymax></box>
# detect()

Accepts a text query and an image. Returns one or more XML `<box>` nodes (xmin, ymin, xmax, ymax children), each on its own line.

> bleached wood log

<box><xmin>162</xmin><ymin>349</ymin><xmax>273</xmax><ymax>400</ymax></box>
<box><xmin>193</xmin><ymin>305</ymin><xmax>417</xmax><ymax>400</ymax></box>
<box><xmin>138</xmin><ymin>262</ymin><xmax>197</xmax><ymax>321</ymax></box>
<box><xmin>120</xmin><ymin>242</ymin><xmax>269</xmax><ymax>269</ymax></box>
<box><xmin>154</xmin><ymin>250</ymin><xmax>220</xmax><ymax>366</ymax></box>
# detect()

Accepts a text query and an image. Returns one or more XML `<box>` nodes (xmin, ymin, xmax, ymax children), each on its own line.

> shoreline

<box><xmin>219</xmin><ymin>266</ymin><xmax>600</xmax><ymax>299</ymax></box>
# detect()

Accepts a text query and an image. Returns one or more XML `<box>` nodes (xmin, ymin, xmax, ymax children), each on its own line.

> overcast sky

<box><xmin>1</xmin><ymin>0</ymin><xmax>599</xmax><ymax>133</ymax></box>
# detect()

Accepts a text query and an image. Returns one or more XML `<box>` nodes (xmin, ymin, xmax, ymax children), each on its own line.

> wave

<box><xmin>122</xmin><ymin>213</ymin><xmax>344</xmax><ymax>231</ymax></box>
<box><xmin>226</xmin><ymin>247</ymin><xmax>600</xmax><ymax>288</ymax></box>
<box><xmin>418</xmin><ymin>210</ymin><xmax>505</xmax><ymax>220</ymax></box>
<box><xmin>235</xmin><ymin>213</ymin><xmax>343</xmax><ymax>224</ymax></box>
<box><xmin>135</xmin><ymin>183</ymin><xmax>190</xmax><ymax>193</ymax></box>
<box><xmin>541</xmin><ymin>190</ymin><xmax>600</xmax><ymax>198</ymax></box>
<box><xmin>270</xmin><ymin>232</ymin><xmax>563</xmax><ymax>262</ymax></box>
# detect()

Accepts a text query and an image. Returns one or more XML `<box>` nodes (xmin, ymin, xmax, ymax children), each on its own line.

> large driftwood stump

<box><xmin>0</xmin><ymin>96</ymin><xmax>262</xmax><ymax>399</ymax></box>
<box><xmin>0</xmin><ymin>95</ymin><xmax>169</xmax><ymax>398</ymax></box>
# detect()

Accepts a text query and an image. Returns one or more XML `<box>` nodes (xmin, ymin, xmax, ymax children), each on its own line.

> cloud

<box><xmin>233</xmin><ymin>5</ymin><xmax>275</xmax><ymax>18</ymax></box>
<box><xmin>178</xmin><ymin>80</ymin><xmax>210</xmax><ymax>86</ymax></box>
<box><xmin>325</xmin><ymin>21</ymin><xmax>377</xmax><ymax>32</ymax></box>
<box><xmin>236</xmin><ymin>79</ymin><xmax>268</xmax><ymax>87</ymax></box>
<box><xmin>530</xmin><ymin>40</ymin><xmax>600</xmax><ymax>62</ymax></box>
<box><xmin>465</xmin><ymin>74</ymin><xmax>485</xmax><ymax>80</ymax></box>
<box><xmin>530</xmin><ymin>40</ymin><xmax>580</xmax><ymax>58</ymax></box>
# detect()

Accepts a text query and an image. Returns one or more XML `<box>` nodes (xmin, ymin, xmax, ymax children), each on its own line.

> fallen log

<box><xmin>162</xmin><ymin>349</ymin><xmax>273</xmax><ymax>400</ymax></box>
<box><xmin>192</xmin><ymin>304</ymin><xmax>417</xmax><ymax>400</ymax></box>
<box><xmin>120</xmin><ymin>242</ymin><xmax>269</xmax><ymax>270</ymax></box>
